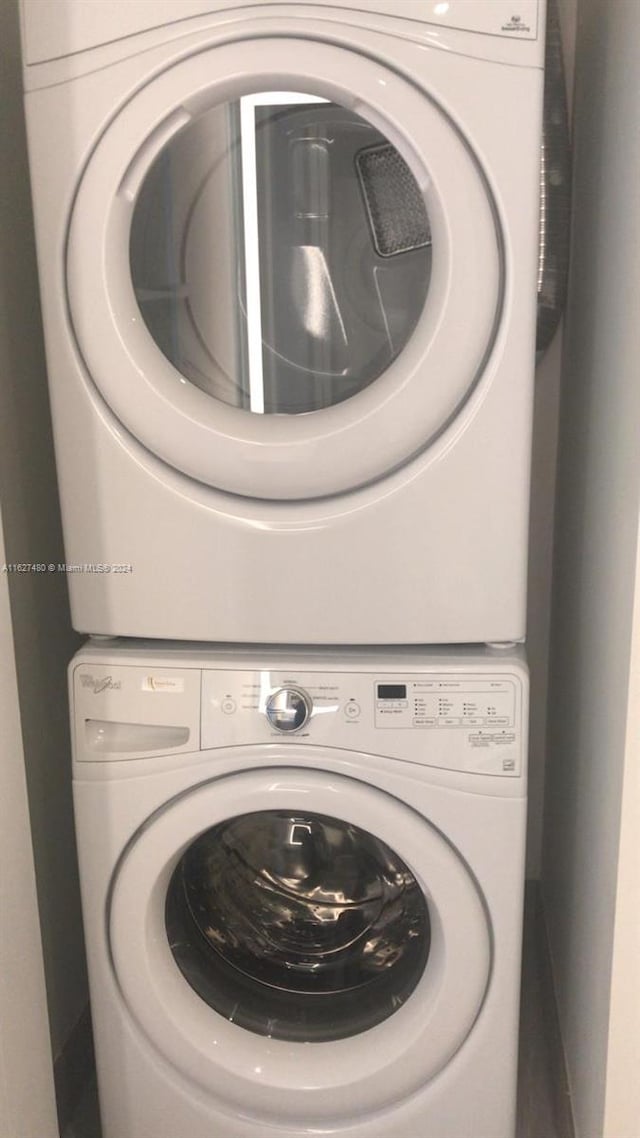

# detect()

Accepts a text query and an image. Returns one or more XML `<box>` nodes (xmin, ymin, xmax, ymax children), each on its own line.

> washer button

<box><xmin>345</xmin><ymin>701</ymin><xmax>361</xmax><ymax>719</ymax></box>
<box><xmin>221</xmin><ymin>698</ymin><xmax>236</xmax><ymax>714</ymax></box>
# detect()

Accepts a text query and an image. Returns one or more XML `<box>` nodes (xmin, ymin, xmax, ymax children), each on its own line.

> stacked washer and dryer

<box><xmin>21</xmin><ymin>2</ymin><xmax>545</xmax><ymax>1136</ymax></box>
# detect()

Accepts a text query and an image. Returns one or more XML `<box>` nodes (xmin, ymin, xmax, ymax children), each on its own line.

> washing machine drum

<box><xmin>67</xmin><ymin>35</ymin><xmax>502</xmax><ymax>500</ymax></box>
<box><xmin>165</xmin><ymin>810</ymin><xmax>430</xmax><ymax>1041</ymax></box>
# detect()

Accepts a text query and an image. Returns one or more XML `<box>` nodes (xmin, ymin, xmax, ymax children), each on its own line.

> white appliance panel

<box><xmin>21</xmin><ymin>1</ymin><xmax>542</xmax><ymax>67</ymax></box>
<box><xmin>22</xmin><ymin>3</ymin><xmax>544</xmax><ymax>642</ymax></box>
<box><xmin>70</xmin><ymin>641</ymin><xmax>528</xmax><ymax>1138</ymax></box>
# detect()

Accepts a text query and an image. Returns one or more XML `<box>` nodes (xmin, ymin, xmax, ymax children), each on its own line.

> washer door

<box><xmin>67</xmin><ymin>33</ymin><xmax>502</xmax><ymax>500</ymax></box>
<box><xmin>109</xmin><ymin>767</ymin><xmax>491</xmax><ymax>1123</ymax></box>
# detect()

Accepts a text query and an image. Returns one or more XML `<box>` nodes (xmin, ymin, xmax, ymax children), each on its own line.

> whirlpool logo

<box><xmin>79</xmin><ymin>673</ymin><xmax>122</xmax><ymax>694</ymax></box>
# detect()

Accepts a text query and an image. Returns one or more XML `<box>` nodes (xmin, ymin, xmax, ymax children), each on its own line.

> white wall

<box><xmin>602</xmin><ymin>524</ymin><xmax>640</xmax><ymax>1138</ymax></box>
<box><xmin>0</xmin><ymin>0</ymin><xmax>87</xmax><ymax>1063</ymax></box>
<box><xmin>0</xmin><ymin>509</ymin><xmax>58</xmax><ymax>1138</ymax></box>
<box><xmin>542</xmin><ymin>1</ymin><xmax>640</xmax><ymax>1135</ymax></box>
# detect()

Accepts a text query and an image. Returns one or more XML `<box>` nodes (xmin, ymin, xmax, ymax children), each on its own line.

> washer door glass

<box><xmin>165</xmin><ymin>809</ymin><xmax>430</xmax><ymax>1041</ymax></box>
<box><xmin>130</xmin><ymin>94</ymin><xmax>431</xmax><ymax>416</ymax></box>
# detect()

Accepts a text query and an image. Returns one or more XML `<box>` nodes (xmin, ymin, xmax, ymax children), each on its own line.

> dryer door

<box><xmin>67</xmin><ymin>32</ymin><xmax>502</xmax><ymax>500</ymax></box>
<box><xmin>109</xmin><ymin>766</ymin><xmax>491</xmax><ymax>1123</ymax></box>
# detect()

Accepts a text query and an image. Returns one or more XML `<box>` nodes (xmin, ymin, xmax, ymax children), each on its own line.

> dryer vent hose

<box><xmin>537</xmin><ymin>0</ymin><xmax>572</xmax><ymax>359</ymax></box>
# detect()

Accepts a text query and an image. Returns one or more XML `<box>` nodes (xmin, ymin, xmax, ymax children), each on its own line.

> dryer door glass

<box><xmin>165</xmin><ymin>809</ymin><xmax>430</xmax><ymax>1041</ymax></box>
<box><xmin>71</xmin><ymin>38</ymin><xmax>503</xmax><ymax>499</ymax></box>
<box><xmin>130</xmin><ymin>93</ymin><xmax>431</xmax><ymax>415</ymax></box>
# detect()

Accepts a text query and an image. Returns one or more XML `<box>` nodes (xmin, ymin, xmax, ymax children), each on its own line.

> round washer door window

<box><xmin>165</xmin><ymin>809</ymin><xmax>431</xmax><ymax>1042</ymax></box>
<box><xmin>109</xmin><ymin>765</ymin><xmax>491</xmax><ymax>1124</ymax></box>
<box><xmin>67</xmin><ymin>34</ymin><xmax>502</xmax><ymax>500</ymax></box>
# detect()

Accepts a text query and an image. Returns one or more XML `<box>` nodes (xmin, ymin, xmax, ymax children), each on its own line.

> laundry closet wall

<box><xmin>0</xmin><ymin>0</ymin><xmax>87</xmax><ymax>1105</ymax></box>
<box><xmin>0</xmin><ymin>505</ymin><xmax>58</xmax><ymax>1137</ymax></box>
<box><xmin>543</xmin><ymin>0</ymin><xmax>640</xmax><ymax>1133</ymax></box>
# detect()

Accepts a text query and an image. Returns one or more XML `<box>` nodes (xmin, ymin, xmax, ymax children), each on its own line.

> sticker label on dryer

<box><xmin>501</xmin><ymin>13</ymin><xmax>532</xmax><ymax>34</ymax></box>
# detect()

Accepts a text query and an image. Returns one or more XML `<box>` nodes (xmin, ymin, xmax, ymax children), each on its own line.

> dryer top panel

<box><xmin>21</xmin><ymin>0</ymin><xmax>542</xmax><ymax>66</ymax></box>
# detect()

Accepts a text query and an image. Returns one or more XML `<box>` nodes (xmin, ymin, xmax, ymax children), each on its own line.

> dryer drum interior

<box><xmin>165</xmin><ymin>809</ymin><xmax>431</xmax><ymax>1042</ymax></box>
<box><xmin>129</xmin><ymin>94</ymin><xmax>432</xmax><ymax>416</ymax></box>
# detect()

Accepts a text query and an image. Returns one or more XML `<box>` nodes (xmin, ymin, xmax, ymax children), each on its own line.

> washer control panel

<box><xmin>72</xmin><ymin>657</ymin><xmax>527</xmax><ymax>779</ymax></box>
<box><xmin>200</xmin><ymin>668</ymin><xmax>526</xmax><ymax>778</ymax></box>
<box><xmin>375</xmin><ymin>679</ymin><xmax>516</xmax><ymax>731</ymax></box>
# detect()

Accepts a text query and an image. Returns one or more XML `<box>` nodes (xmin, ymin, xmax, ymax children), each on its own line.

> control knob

<box><xmin>265</xmin><ymin>687</ymin><xmax>312</xmax><ymax>733</ymax></box>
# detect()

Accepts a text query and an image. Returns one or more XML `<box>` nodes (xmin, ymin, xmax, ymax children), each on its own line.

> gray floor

<box><xmin>516</xmin><ymin>888</ymin><xmax>573</xmax><ymax>1138</ymax></box>
<box><xmin>62</xmin><ymin>892</ymin><xmax>572</xmax><ymax>1138</ymax></box>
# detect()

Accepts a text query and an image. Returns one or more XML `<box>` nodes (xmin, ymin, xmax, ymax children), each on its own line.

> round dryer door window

<box><xmin>108</xmin><ymin>765</ymin><xmax>491</xmax><ymax>1124</ymax></box>
<box><xmin>68</xmin><ymin>34</ymin><xmax>502</xmax><ymax>499</ymax></box>
<box><xmin>129</xmin><ymin>95</ymin><xmax>432</xmax><ymax>417</ymax></box>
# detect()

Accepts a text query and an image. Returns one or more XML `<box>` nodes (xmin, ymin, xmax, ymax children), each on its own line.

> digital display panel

<box><xmin>377</xmin><ymin>684</ymin><xmax>407</xmax><ymax>700</ymax></box>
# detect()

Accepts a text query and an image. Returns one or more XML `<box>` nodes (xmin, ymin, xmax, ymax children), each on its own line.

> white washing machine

<box><xmin>22</xmin><ymin>1</ymin><xmax>545</xmax><ymax>644</ymax></box>
<box><xmin>71</xmin><ymin>640</ymin><xmax>528</xmax><ymax>1138</ymax></box>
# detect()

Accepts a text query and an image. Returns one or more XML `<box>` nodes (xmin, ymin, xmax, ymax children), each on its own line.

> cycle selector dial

<box><xmin>266</xmin><ymin>687</ymin><xmax>312</xmax><ymax>733</ymax></box>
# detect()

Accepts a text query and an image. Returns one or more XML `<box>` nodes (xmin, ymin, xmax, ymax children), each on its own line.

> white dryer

<box><xmin>70</xmin><ymin>640</ymin><xmax>528</xmax><ymax>1138</ymax></box>
<box><xmin>23</xmin><ymin>1</ymin><xmax>545</xmax><ymax>644</ymax></box>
